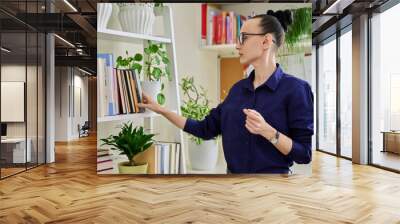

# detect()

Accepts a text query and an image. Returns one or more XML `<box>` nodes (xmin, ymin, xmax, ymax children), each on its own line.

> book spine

<box><xmin>213</xmin><ymin>15</ymin><xmax>218</xmax><ymax>45</ymax></box>
<box><xmin>201</xmin><ymin>3</ymin><xmax>207</xmax><ymax>46</ymax></box>
<box><xmin>221</xmin><ymin>11</ymin><xmax>226</xmax><ymax>44</ymax></box>
<box><xmin>128</xmin><ymin>70</ymin><xmax>139</xmax><ymax>113</ymax></box>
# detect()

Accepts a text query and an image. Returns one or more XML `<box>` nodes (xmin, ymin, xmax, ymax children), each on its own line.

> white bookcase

<box><xmin>97</xmin><ymin>5</ymin><xmax>187</xmax><ymax>174</ymax></box>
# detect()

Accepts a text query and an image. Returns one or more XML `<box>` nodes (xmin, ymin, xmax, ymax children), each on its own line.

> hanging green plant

<box><xmin>285</xmin><ymin>7</ymin><xmax>312</xmax><ymax>47</ymax></box>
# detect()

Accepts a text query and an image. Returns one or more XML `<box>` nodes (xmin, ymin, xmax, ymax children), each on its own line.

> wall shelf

<box><xmin>98</xmin><ymin>110</ymin><xmax>177</xmax><ymax>123</ymax></box>
<box><xmin>97</xmin><ymin>28</ymin><xmax>172</xmax><ymax>44</ymax></box>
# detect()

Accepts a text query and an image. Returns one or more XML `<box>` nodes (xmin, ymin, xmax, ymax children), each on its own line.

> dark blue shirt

<box><xmin>183</xmin><ymin>64</ymin><xmax>314</xmax><ymax>174</ymax></box>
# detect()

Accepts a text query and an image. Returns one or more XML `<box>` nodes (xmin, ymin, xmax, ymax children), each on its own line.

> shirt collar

<box><xmin>245</xmin><ymin>63</ymin><xmax>284</xmax><ymax>92</ymax></box>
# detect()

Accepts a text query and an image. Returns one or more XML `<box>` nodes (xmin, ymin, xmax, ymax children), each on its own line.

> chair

<box><xmin>78</xmin><ymin>121</ymin><xmax>90</xmax><ymax>138</ymax></box>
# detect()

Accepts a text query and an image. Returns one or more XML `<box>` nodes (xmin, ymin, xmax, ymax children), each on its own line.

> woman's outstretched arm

<box><xmin>138</xmin><ymin>93</ymin><xmax>187</xmax><ymax>129</ymax></box>
<box><xmin>138</xmin><ymin>92</ymin><xmax>222</xmax><ymax>140</ymax></box>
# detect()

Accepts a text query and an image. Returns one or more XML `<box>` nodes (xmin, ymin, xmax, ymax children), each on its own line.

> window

<box><xmin>370</xmin><ymin>2</ymin><xmax>400</xmax><ymax>171</ymax></box>
<box><xmin>317</xmin><ymin>36</ymin><xmax>337</xmax><ymax>154</ymax></box>
<box><xmin>339</xmin><ymin>28</ymin><xmax>352</xmax><ymax>158</ymax></box>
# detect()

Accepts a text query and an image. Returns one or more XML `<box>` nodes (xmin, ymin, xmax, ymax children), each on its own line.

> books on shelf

<box><xmin>97</xmin><ymin>53</ymin><xmax>144</xmax><ymax>117</ymax></box>
<box><xmin>201</xmin><ymin>3</ymin><xmax>248</xmax><ymax>46</ymax></box>
<box><xmin>97</xmin><ymin>142</ymin><xmax>182</xmax><ymax>175</ymax></box>
<box><xmin>133</xmin><ymin>142</ymin><xmax>182</xmax><ymax>174</ymax></box>
<box><xmin>97</xmin><ymin>149</ymin><xmax>114</xmax><ymax>174</ymax></box>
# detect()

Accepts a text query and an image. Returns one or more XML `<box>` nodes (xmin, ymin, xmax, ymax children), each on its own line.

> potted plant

<box><xmin>284</xmin><ymin>7</ymin><xmax>312</xmax><ymax>47</ymax></box>
<box><xmin>117</xmin><ymin>3</ymin><xmax>155</xmax><ymax>35</ymax></box>
<box><xmin>100</xmin><ymin>123</ymin><xmax>155</xmax><ymax>174</ymax></box>
<box><xmin>180</xmin><ymin>77</ymin><xmax>218</xmax><ymax>171</ymax></box>
<box><xmin>116</xmin><ymin>40</ymin><xmax>171</xmax><ymax>106</ymax></box>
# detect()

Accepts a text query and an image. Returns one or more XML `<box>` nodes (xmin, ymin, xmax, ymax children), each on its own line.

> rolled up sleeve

<box><xmin>183</xmin><ymin>103</ymin><xmax>223</xmax><ymax>140</ymax></box>
<box><xmin>286</xmin><ymin>82</ymin><xmax>314</xmax><ymax>164</ymax></box>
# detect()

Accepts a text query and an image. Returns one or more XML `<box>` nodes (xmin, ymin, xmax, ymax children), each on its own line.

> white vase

<box><xmin>188</xmin><ymin>139</ymin><xmax>218</xmax><ymax>171</ymax></box>
<box><xmin>141</xmin><ymin>81</ymin><xmax>161</xmax><ymax>104</ymax></box>
<box><xmin>97</xmin><ymin>3</ymin><xmax>112</xmax><ymax>30</ymax></box>
<box><xmin>118</xmin><ymin>4</ymin><xmax>155</xmax><ymax>35</ymax></box>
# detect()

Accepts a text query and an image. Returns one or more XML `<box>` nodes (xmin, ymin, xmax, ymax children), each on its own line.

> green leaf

<box><xmin>149</xmin><ymin>44</ymin><xmax>159</xmax><ymax>53</ymax></box>
<box><xmin>157</xmin><ymin>93</ymin><xmax>165</xmax><ymax>105</ymax></box>
<box><xmin>155</xmin><ymin>56</ymin><xmax>160</xmax><ymax>65</ymax></box>
<box><xmin>162</xmin><ymin>56</ymin><xmax>169</xmax><ymax>64</ymax></box>
<box><xmin>134</xmin><ymin>53</ymin><xmax>143</xmax><ymax>61</ymax></box>
<box><xmin>152</xmin><ymin>67</ymin><xmax>162</xmax><ymax>80</ymax></box>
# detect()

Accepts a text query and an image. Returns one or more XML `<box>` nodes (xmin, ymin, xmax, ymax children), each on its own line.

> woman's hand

<box><xmin>243</xmin><ymin>108</ymin><xmax>276</xmax><ymax>140</ymax></box>
<box><xmin>138</xmin><ymin>92</ymin><xmax>165</xmax><ymax>114</ymax></box>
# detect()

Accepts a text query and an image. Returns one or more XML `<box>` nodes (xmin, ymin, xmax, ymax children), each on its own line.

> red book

<box><xmin>213</xmin><ymin>15</ymin><xmax>218</xmax><ymax>45</ymax></box>
<box><xmin>216</xmin><ymin>14</ymin><xmax>223</xmax><ymax>44</ymax></box>
<box><xmin>201</xmin><ymin>4</ymin><xmax>207</xmax><ymax>44</ymax></box>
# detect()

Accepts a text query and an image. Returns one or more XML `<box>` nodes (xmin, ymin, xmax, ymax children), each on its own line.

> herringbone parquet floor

<box><xmin>1</xmin><ymin>135</ymin><xmax>400</xmax><ymax>224</ymax></box>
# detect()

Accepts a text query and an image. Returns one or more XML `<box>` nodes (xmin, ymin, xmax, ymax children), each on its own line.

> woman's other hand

<box><xmin>243</xmin><ymin>108</ymin><xmax>276</xmax><ymax>140</ymax></box>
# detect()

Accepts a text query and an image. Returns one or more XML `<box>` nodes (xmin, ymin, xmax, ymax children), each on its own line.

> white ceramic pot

<box><xmin>97</xmin><ymin>3</ymin><xmax>112</xmax><ymax>30</ymax></box>
<box><xmin>118</xmin><ymin>4</ymin><xmax>155</xmax><ymax>35</ymax></box>
<box><xmin>188</xmin><ymin>139</ymin><xmax>218</xmax><ymax>171</ymax></box>
<box><xmin>141</xmin><ymin>81</ymin><xmax>161</xmax><ymax>104</ymax></box>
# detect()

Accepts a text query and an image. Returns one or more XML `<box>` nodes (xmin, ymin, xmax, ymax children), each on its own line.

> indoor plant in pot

<box><xmin>117</xmin><ymin>3</ymin><xmax>155</xmax><ymax>35</ymax></box>
<box><xmin>180</xmin><ymin>77</ymin><xmax>218</xmax><ymax>171</ymax></box>
<box><xmin>141</xmin><ymin>40</ymin><xmax>171</xmax><ymax>106</ymax></box>
<box><xmin>116</xmin><ymin>40</ymin><xmax>171</xmax><ymax>106</ymax></box>
<box><xmin>100</xmin><ymin>122</ymin><xmax>155</xmax><ymax>174</ymax></box>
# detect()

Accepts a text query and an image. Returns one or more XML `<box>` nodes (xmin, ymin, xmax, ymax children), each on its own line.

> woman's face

<box><xmin>236</xmin><ymin>18</ymin><xmax>266</xmax><ymax>65</ymax></box>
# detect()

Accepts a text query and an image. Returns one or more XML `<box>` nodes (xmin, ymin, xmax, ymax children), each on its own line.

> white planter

<box><xmin>141</xmin><ymin>81</ymin><xmax>161</xmax><ymax>103</ymax></box>
<box><xmin>118</xmin><ymin>4</ymin><xmax>155</xmax><ymax>35</ymax></box>
<box><xmin>97</xmin><ymin>3</ymin><xmax>112</xmax><ymax>30</ymax></box>
<box><xmin>188</xmin><ymin>139</ymin><xmax>218</xmax><ymax>171</ymax></box>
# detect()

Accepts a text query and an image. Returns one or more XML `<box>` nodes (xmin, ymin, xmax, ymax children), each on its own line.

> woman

<box><xmin>138</xmin><ymin>10</ymin><xmax>314</xmax><ymax>174</ymax></box>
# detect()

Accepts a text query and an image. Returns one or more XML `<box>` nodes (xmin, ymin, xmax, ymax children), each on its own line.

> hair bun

<box><xmin>266</xmin><ymin>10</ymin><xmax>292</xmax><ymax>32</ymax></box>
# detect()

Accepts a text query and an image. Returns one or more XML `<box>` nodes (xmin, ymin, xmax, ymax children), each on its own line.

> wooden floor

<box><xmin>1</xmin><ymin>135</ymin><xmax>400</xmax><ymax>223</ymax></box>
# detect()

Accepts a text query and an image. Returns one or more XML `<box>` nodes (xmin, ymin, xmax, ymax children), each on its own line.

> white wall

<box><xmin>54</xmin><ymin>67</ymin><xmax>89</xmax><ymax>141</ymax></box>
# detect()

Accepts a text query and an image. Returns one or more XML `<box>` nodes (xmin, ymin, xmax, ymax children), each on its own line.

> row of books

<box><xmin>201</xmin><ymin>4</ymin><xmax>248</xmax><ymax>46</ymax></box>
<box><xmin>97</xmin><ymin>142</ymin><xmax>182</xmax><ymax>174</ymax></box>
<box><xmin>134</xmin><ymin>142</ymin><xmax>182</xmax><ymax>174</ymax></box>
<box><xmin>97</xmin><ymin>53</ymin><xmax>144</xmax><ymax>117</ymax></box>
<box><xmin>97</xmin><ymin>149</ymin><xmax>113</xmax><ymax>174</ymax></box>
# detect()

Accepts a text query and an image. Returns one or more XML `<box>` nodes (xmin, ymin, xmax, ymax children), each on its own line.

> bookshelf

<box><xmin>199</xmin><ymin>3</ymin><xmax>312</xmax><ymax>58</ymax></box>
<box><xmin>97</xmin><ymin>28</ymin><xmax>172</xmax><ymax>44</ymax></box>
<box><xmin>97</xmin><ymin>110</ymin><xmax>176</xmax><ymax>123</ymax></box>
<box><xmin>97</xmin><ymin>4</ymin><xmax>187</xmax><ymax>174</ymax></box>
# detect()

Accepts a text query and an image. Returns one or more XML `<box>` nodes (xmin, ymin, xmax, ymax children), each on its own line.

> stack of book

<box><xmin>134</xmin><ymin>142</ymin><xmax>182</xmax><ymax>174</ymax></box>
<box><xmin>97</xmin><ymin>149</ymin><xmax>114</xmax><ymax>174</ymax></box>
<box><xmin>97</xmin><ymin>53</ymin><xmax>144</xmax><ymax>117</ymax></box>
<box><xmin>201</xmin><ymin>4</ymin><xmax>248</xmax><ymax>46</ymax></box>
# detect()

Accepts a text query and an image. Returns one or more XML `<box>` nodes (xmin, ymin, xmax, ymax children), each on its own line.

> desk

<box><xmin>381</xmin><ymin>131</ymin><xmax>400</xmax><ymax>154</ymax></box>
<box><xmin>1</xmin><ymin>138</ymin><xmax>31</xmax><ymax>163</ymax></box>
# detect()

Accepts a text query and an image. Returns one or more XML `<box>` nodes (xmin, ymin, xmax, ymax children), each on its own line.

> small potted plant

<box><xmin>180</xmin><ymin>77</ymin><xmax>218</xmax><ymax>171</ymax></box>
<box><xmin>100</xmin><ymin>123</ymin><xmax>155</xmax><ymax>174</ymax></box>
<box><xmin>116</xmin><ymin>40</ymin><xmax>171</xmax><ymax>106</ymax></box>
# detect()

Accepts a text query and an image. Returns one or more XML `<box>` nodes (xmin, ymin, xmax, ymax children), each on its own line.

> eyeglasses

<box><xmin>238</xmin><ymin>32</ymin><xmax>277</xmax><ymax>45</ymax></box>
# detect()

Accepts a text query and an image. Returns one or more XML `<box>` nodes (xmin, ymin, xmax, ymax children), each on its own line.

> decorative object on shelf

<box><xmin>153</xmin><ymin>3</ymin><xmax>164</xmax><ymax>16</ymax></box>
<box><xmin>141</xmin><ymin>40</ymin><xmax>171</xmax><ymax>106</ymax></box>
<box><xmin>117</xmin><ymin>3</ymin><xmax>155</xmax><ymax>35</ymax></box>
<box><xmin>180</xmin><ymin>77</ymin><xmax>218</xmax><ymax>170</ymax></box>
<box><xmin>116</xmin><ymin>40</ymin><xmax>171</xmax><ymax>105</ymax></box>
<box><xmin>282</xmin><ymin>7</ymin><xmax>312</xmax><ymax>47</ymax></box>
<box><xmin>97</xmin><ymin>3</ymin><xmax>113</xmax><ymax>30</ymax></box>
<box><xmin>100</xmin><ymin>123</ymin><xmax>155</xmax><ymax>174</ymax></box>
